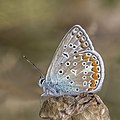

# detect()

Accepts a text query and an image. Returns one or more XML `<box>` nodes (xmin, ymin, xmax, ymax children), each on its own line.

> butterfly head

<box><xmin>39</xmin><ymin>77</ymin><xmax>45</xmax><ymax>87</ymax></box>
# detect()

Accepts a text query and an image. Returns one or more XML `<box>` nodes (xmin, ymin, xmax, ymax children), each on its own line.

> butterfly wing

<box><xmin>46</xmin><ymin>25</ymin><xmax>94</xmax><ymax>83</ymax></box>
<box><xmin>54</xmin><ymin>50</ymin><xmax>104</xmax><ymax>95</ymax></box>
<box><xmin>40</xmin><ymin>25</ymin><xmax>104</xmax><ymax>96</ymax></box>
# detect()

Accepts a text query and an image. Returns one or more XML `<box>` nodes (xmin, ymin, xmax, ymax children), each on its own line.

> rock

<box><xmin>39</xmin><ymin>94</ymin><xmax>110</xmax><ymax>120</ymax></box>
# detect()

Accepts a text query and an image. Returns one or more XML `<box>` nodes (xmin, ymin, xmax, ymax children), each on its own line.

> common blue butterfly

<box><xmin>39</xmin><ymin>25</ymin><xmax>104</xmax><ymax>96</ymax></box>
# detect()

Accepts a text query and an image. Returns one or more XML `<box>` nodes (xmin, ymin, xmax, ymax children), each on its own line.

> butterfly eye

<box><xmin>58</xmin><ymin>69</ymin><xmax>64</xmax><ymax>74</ymax></box>
<box><xmin>39</xmin><ymin>78</ymin><xmax>45</xmax><ymax>86</ymax></box>
<box><xmin>65</xmin><ymin>61</ymin><xmax>70</xmax><ymax>66</ymax></box>
<box><xmin>40</xmin><ymin>79</ymin><xmax>44</xmax><ymax>84</ymax></box>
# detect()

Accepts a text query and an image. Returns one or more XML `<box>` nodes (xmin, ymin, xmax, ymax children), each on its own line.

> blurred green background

<box><xmin>0</xmin><ymin>0</ymin><xmax>120</xmax><ymax>120</ymax></box>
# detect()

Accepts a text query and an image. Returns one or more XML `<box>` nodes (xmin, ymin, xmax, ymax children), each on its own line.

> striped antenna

<box><xmin>23</xmin><ymin>55</ymin><xmax>44</xmax><ymax>78</ymax></box>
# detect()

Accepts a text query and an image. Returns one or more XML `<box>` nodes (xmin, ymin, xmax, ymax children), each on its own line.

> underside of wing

<box><xmin>46</xmin><ymin>25</ymin><xmax>95</xmax><ymax>83</ymax></box>
<box><xmin>46</xmin><ymin>50</ymin><xmax>104</xmax><ymax>95</ymax></box>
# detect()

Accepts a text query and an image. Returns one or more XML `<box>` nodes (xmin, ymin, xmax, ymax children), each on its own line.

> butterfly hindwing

<box><xmin>54</xmin><ymin>50</ymin><xmax>104</xmax><ymax>95</ymax></box>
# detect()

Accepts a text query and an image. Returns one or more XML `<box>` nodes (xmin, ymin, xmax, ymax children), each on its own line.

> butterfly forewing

<box><xmin>46</xmin><ymin>25</ymin><xmax>94</xmax><ymax>84</ymax></box>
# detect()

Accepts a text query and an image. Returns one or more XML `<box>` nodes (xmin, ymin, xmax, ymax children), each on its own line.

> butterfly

<box><xmin>39</xmin><ymin>25</ymin><xmax>104</xmax><ymax>96</ymax></box>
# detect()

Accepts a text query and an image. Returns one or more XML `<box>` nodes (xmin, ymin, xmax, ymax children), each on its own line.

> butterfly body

<box><xmin>39</xmin><ymin>25</ymin><xmax>104</xmax><ymax>96</ymax></box>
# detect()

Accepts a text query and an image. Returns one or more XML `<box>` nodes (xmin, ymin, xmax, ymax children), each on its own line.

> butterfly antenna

<box><xmin>23</xmin><ymin>55</ymin><xmax>44</xmax><ymax>78</ymax></box>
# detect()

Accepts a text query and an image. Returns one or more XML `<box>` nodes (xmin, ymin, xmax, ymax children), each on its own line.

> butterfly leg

<box><xmin>41</xmin><ymin>87</ymin><xmax>58</xmax><ymax>96</ymax></box>
<box><xmin>41</xmin><ymin>84</ymin><xmax>52</xmax><ymax>96</ymax></box>
<box><xmin>41</xmin><ymin>89</ymin><xmax>49</xmax><ymax>96</ymax></box>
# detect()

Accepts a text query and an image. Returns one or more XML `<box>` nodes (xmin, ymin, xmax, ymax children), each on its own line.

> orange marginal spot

<box><xmin>89</xmin><ymin>56</ymin><xmax>95</xmax><ymax>61</ymax></box>
<box><xmin>92</xmin><ymin>61</ymin><xmax>98</xmax><ymax>66</ymax></box>
<box><xmin>82</xmin><ymin>54</ymin><xmax>89</xmax><ymax>59</ymax></box>
<box><xmin>90</xmin><ymin>80</ymin><xmax>96</xmax><ymax>87</ymax></box>
<box><xmin>92</xmin><ymin>73</ymin><xmax>99</xmax><ymax>79</ymax></box>
<box><xmin>92</xmin><ymin>67</ymin><xmax>99</xmax><ymax>73</ymax></box>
